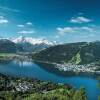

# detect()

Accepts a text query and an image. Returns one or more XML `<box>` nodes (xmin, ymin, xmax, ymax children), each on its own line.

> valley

<box><xmin>0</xmin><ymin>38</ymin><xmax>100</xmax><ymax>100</ymax></box>
<box><xmin>1</xmin><ymin>39</ymin><xmax>100</xmax><ymax>74</ymax></box>
<box><xmin>0</xmin><ymin>0</ymin><xmax>99</xmax><ymax>99</ymax></box>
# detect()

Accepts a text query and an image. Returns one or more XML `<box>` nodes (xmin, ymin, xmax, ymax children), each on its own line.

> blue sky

<box><xmin>0</xmin><ymin>0</ymin><xmax>100</xmax><ymax>43</ymax></box>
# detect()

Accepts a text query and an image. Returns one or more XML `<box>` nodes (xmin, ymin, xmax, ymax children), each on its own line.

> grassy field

<box><xmin>0</xmin><ymin>53</ymin><xmax>16</xmax><ymax>57</ymax></box>
<box><xmin>0</xmin><ymin>53</ymin><xmax>17</xmax><ymax>61</ymax></box>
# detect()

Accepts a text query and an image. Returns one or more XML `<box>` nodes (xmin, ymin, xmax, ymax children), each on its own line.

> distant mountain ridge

<box><xmin>0</xmin><ymin>36</ymin><xmax>57</xmax><ymax>53</ymax></box>
<box><xmin>32</xmin><ymin>41</ymin><xmax>100</xmax><ymax>64</ymax></box>
<box><xmin>12</xmin><ymin>36</ymin><xmax>57</xmax><ymax>45</ymax></box>
<box><xmin>12</xmin><ymin>36</ymin><xmax>57</xmax><ymax>52</ymax></box>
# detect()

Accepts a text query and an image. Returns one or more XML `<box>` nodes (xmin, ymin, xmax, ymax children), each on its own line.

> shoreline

<box><xmin>32</xmin><ymin>59</ymin><xmax>100</xmax><ymax>74</ymax></box>
<box><xmin>0</xmin><ymin>53</ymin><xmax>100</xmax><ymax>74</ymax></box>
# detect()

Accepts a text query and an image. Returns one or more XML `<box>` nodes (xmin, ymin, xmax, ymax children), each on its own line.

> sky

<box><xmin>0</xmin><ymin>0</ymin><xmax>100</xmax><ymax>43</ymax></box>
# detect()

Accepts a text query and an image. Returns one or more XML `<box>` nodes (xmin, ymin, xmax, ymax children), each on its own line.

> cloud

<box><xmin>18</xmin><ymin>30</ymin><xmax>35</xmax><ymax>34</ymax></box>
<box><xmin>80</xmin><ymin>27</ymin><xmax>93</xmax><ymax>32</ymax></box>
<box><xmin>0</xmin><ymin>16</ymin><xmax>8</xmax><ymax>24</ymax></box>
<box><xmin>17</xmin><ymin>22</ymin><xmax>33</xmax><ymax>28</ymax></box>
<box><xmin>57</xmin><ymin>27</ymin><xmax>75</xmax><ymax>35</ymax></box>
<box><xmin>57</xmin><ymin>26</ymin><xmax>94</xmax><ymax>35</ymax></box>
<box><xmin>0</xmin><ymin>19</ymin><xmax>8</xmax><ymax>23</ymax></box>
<box><xmin>70</xmin><ymin>16</ymin><xmax>92</xmax><ymax>23</ymax></box>
<box><xmin>0</xmin><ymin>6</ymin><xmax>20</xmax><ymax>13</ymax></box>
<box><xmin>17</xmin><ymin>24</ymin><xmax>25</xmax><ymax>28</ymax></box>
<box><xmin>26</xmin><ymin>22</ymin><xmax>33</xmax><ymax>25</ymax></box>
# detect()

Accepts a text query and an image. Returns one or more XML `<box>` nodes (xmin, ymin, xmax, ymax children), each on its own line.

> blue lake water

<box><xmin>0</xmin><ymin>60</ymin><xmax>100</xmax><ymax>100</ymax></box>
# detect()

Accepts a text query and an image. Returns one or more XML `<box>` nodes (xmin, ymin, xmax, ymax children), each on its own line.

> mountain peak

<box><xmin>12</xmin><ymin>36</ymin><xmax>57</xmax><ymax>46</ymax></box>
<box><xmin>11</xmin><ymin>36</ymin><xmax>57</xmax><ymax>52</ymax></box>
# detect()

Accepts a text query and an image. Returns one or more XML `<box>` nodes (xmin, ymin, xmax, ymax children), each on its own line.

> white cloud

<box><xmin>57</xmin><ymin>27</ymin><xmax>75</xmax><ymax>35</ymax></box>
<box><xmin>0</xmin><ymin>16</ymin><xmax>8</xmax><ymax>24</ymax></box>
<box><xmin>26</xmin><ymin>22</ymin><xmax>33</xmax><ymax>25</ymax></box>
<box><xmin>17</xmin><ymin>24</ymin><xmax>24</xmax><ymax>28</ymax></box>
<box><xmin>0</xmin><ymin>19</ymin><xmax>8</xmax><ymax>23</ymax></box>
<box><xmin>17</xmin><ymin>22</ymin><xmax>33</xmax><ymax>28</ymax></box>
<box><xmin>81</xmin><ymin>27</ymin><xmax>93</xmax><ymax>32</ymax></box>
<box><xmin>0</xmin><ymin>6</ymin><xmax>20</xmax><ymax>13</ymax></box>
<box><xmin>70</xmin><ymin>16</ymin><xmax>92</xmax><ymax>23</ymax></box>
<box><xmin>18</xmin><ymin>30</ymin><xmax>35</xmax><ymax>34</ymax></box>
<box><xmin>57</xmin><ymin>26</ymin><xmax>94</xmax><ymax>35</ymax></box>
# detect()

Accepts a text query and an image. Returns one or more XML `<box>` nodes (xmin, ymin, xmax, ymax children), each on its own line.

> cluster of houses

<box><xmin>55</xmin><ymin>63</ymin><xmax>98</xmax><ymax>73</ymax></box>
<box><xmin>15</xmin><ymin>81</ymin><xmax>33</xmax><ymax>92</ymax></box>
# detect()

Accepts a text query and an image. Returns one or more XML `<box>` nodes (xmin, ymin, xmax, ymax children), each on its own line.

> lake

<box><xmin>0</xmin><ymin>59</ymin><xmax>100</xmax><ymax>100</ymax></box>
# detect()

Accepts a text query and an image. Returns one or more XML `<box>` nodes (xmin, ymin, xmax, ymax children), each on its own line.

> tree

<box><xmin>73</xmin><ymin>87</ymin><xmax>87</xmax><ymax>100</ymax></box>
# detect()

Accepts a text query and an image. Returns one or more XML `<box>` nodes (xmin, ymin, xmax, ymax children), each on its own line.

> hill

<box><xmin>0</xmin><ymin>39</ymin><xmax>22</xmax><ymax>53</ymax></box>
<box><xmin>32</xmin><ymin>41</ymin><xmax>100</xmax><ymax>64</ymax></box>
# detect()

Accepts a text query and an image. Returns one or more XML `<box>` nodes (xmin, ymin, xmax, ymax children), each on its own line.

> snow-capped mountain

<box><xmin>12</xmin><ymin>36</ymin><xmax>56</xmax><ymax>45</ymax></box>
<box><xmin>12</xmin><ymin>36</ymin><xmax>57</xmax><ymax>52</ymax></box>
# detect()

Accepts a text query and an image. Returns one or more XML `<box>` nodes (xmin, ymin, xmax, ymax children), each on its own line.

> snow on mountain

<box><xmin>0</xmin><ymin>36</ymin><xmax>57</xmax><ymax>52</ymax></box>
<box><xmin>11</xmin><ymin>36</ymin><xmax>57</xmax><ymax>52</ymax></box>
<box><xmin>12</xmin><ymin>36</ymin><xmax>57</xmax><ymax>46</ymax></box>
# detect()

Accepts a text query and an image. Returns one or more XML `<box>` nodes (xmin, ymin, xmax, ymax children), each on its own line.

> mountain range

<box><xmin>0</xmin><ymin>36</ymin><xmax>57</xmax><ymax>53</ymax></box>
<box><xmin>1</xmin><ymin>36</ymin><xmax>100</xmax><ymax>65</ymax></box>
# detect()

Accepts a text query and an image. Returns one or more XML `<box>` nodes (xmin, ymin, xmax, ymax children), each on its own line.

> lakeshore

<box><xmin>0</xmin><ymin>56</ymin><xmax>99</xmax><ymax>100</ymax></box>
<box><xmin>0</xmin><ymin>73</ymin><xmax>88</xmax><ymax>100</ymax></box>
<box><xmin>0</xmin><ymin>53</ymin><xmax>100</xmax><ymax>74</ymax></box>
<box><xmin>32</xmin><ymin>60</ymin><xmax>100</xmax><ymax>74</ymax></box>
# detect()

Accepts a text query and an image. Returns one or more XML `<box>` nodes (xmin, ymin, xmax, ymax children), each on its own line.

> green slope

<box><xmin>32</xmin><ymin>41</ymin><xmax>100</xmax><ymax>64</ymax></box>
